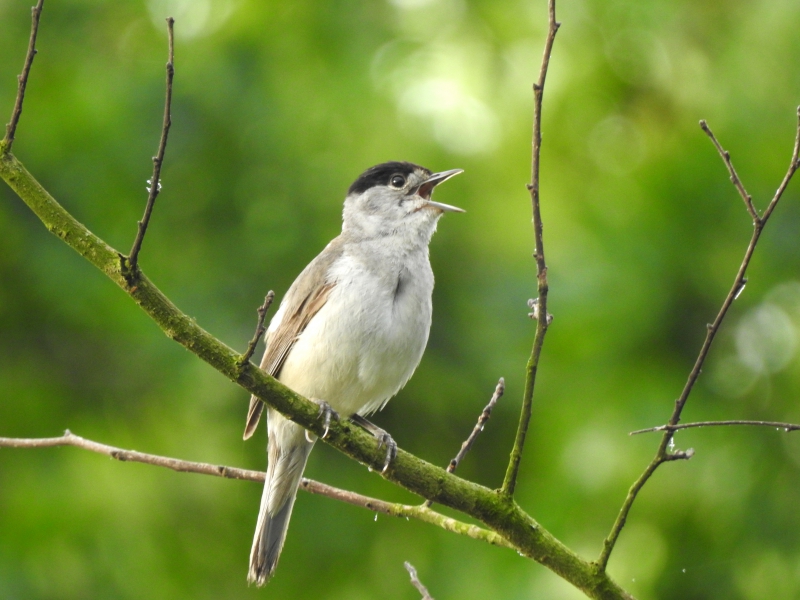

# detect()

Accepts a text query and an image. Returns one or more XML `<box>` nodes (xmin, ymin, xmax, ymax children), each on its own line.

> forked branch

<box><xmin>598</xmin><ymin>109</ymin><xmax>800</xmax><ymax>572</ymax></box>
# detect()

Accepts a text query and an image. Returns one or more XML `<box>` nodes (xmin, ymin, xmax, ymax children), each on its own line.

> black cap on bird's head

<box><xmin>348</xmin><ymin>161</ymin><xmax>427</xmax><ymax>197</ymax></box>
<box><xmin>346</xmin><ymin>161</ymin><xmax>464</xmax><ymax>214</ymax></box>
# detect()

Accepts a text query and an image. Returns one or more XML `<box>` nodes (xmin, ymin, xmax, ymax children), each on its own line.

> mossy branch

<box><xmin>0</xmin><ymin>150</ymin><xmax>633</xmax><ymax>600</ymax></box>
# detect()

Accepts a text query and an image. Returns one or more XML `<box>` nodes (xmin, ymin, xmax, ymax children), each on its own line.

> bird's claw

<box><xmin>312</xmin><ymin>399</ymin><xmax>339</xmax><ymax>440</ymax></box>
<box><xmin>348</xmin><ymin>414</ymin><xmax>397</xmax><ymax>473</ymax></box>
<box><xmin>376</xmin><ymin>430</ymin><xmax>397</xmax><ymax>473</ymax></box>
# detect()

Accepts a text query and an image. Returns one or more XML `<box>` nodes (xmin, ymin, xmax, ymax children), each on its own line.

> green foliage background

<box><xmin>2</xmin><ymin>0</ymin><xmax>800</xmax><ymax>598</ymax></box>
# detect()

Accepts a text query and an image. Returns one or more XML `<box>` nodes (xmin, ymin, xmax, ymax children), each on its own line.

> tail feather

<box><xmin>248</xmin><ymin>416</ymin><xmax>313</xmax><ymax>586</ymax></box>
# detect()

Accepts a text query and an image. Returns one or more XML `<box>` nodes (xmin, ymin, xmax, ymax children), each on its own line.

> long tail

<box><xmin>248</xmin><ymin>412</ymin><xmax>314</xmax><ymax>586</ymax></box>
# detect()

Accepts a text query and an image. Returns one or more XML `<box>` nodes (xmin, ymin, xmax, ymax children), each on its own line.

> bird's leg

<box><xmin>305</xmin><ymin>399</ymin><xmax>339</xmax><ymax>443</ymax></box>
<box><xmin>350</xmin><ymin>414</ymin><xmax>397</xmax><ymax>473</ymax></box>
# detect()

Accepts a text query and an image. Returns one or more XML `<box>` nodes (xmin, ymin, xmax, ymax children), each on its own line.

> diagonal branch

<box><xmin>0</xmin><ymin>151</ymin><xmax>633</xmax><ymax>600</ymax></box>
<box><xmin>0</xmin><ymin>431</ymin><xmax>511</xmax><ymax>550</ymax></box>
<box><xmin>448</xmin><ymin>378</ymin><xmax>504</xmax><ymax>474</ymax></box>
<box><xmin>597</xmin><ymin>109</ymin><xmax>800</xmax><ymax>572</ymax></box>
<box><xmin>762</xmin><ymin>106</ymin><xmax>800</xmax><ymax>222</ymax></box>
<box><xmin>238</xmin><ymin>291</ymin><xmax>274</xmax><ymax>367</ymax></box>
<box><xmin>2</xmin><ymin>0</ymin><xmax>44</xmax><ymax>153</ymax></box>
<box><xmin>425</xmin><ymin>378</ymin><xmax>504</xmax><ymax>508</ymax></box>
<box><xmin>700</xmin><ymin>120</ymin><xmax>759</xmax><ymax>222</ymax></box>
<box><xmin>0</xmin><ymin>6</ymin><xmax>636</xmax><ymax>596</ymax></box>
<box><xmin>404</xmin><ymin>562</ymin><xmax>435</xmax><ymax>600</ymax></box>
<box><xmin>126</xmin><ymin>17</ymin><xmax>175</xmax><ymax>277</ymax></box>
<box><xmin>502</xmin><ymin>0</ymin><xmax>560</xmax><ymax>497</ymax></box>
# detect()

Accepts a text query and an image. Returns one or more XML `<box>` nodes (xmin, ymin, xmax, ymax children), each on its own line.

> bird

<box><xmin>243</xmin><ymin>161</ymin><xmax>463</xmax><ymax>585</ymax></box>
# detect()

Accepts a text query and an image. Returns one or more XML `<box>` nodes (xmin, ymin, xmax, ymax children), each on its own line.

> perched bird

<box><xmin>244</xmin><ymin>161</ymin><xmax>463</xmax><ymax>586</ymax></box>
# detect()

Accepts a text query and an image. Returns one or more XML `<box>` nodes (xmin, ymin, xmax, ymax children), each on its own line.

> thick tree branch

<box><xmin>126</xmin><ymin>17</ymin><xmax>175</xmax><ymax>277</ymax></box>
<box><xmin>0</xmin><ymin>431</ymin><xmax>510</xmax><ymax>549</ymax></box>
<box><xmin>299</xmin><ymin>479</ymin><xmax>513</xmax><ymax>549</ymax></box>
<box><xmin>597</xmin><ymin>110</ymin><xmax>800</xmax><ymax>572</ymax></box>
<box><xmin>2</xmin><ymin>0</ymin><xmax>44</xmax><ymax>153</ymax></box>
<box><xmin>502</xmin><ymin>0</ymin><xmax>560</xmax><ymax>498</ymax></box>
<box><xmin>0</xmin><ymin>4</ymin><xmax>640</xmax><ymax>596</ymax></box>
<box><xmin>0</xmin><ymin>151</ymin><xmax>633</xmax><ymax>600</ymax></box>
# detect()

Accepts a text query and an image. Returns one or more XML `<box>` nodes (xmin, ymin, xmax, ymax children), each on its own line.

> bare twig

<box><xmin>404</xmin><ymin>562</ymin><xmax>435</xmax><ymax>600</ymax></box>
<box><xmin>449</xmin><ymin>378</ymin><xmax>505</xmax><ymax>474</ymax></box>
<box><xmin>425</xmin><ymin>378</ymin><xmax>504</xmax><ymax>508</ymax></box>
<box><xmin>239</xmin><ymin>291</ymin><xmax>274</xmax><ymax>366</ymax></box>
<box><xmin>2</xmin><ymin>0</ymin><xmax>44</xmax><ymax>153</ymax></box>
<box><xmin>0</xmin><ymin>431</ymin><xmax>513</xmax><ymax>550</ymax></box>
<box><xmin>0</xmin><ymin>430</ymin><xmax>263</xmax><ymax>480</ymax></box>
<box><xmin>700</xmin><ymin>120</ymin><xmax>759</xmax><ymax>222</ymax></box>
<box><xmin>762</xmin><ymin>107</ymin><xmax>800</xmax><ymax>222</ymax></box>
<box><xmin>126</xmin><ymin>17</ymin><xmax>175</xmax><ymax>277</ymax></box>
<box><xmin>598</xmin><ymin>109</ymin><xmax>800</xmax><ymax>572</ymax></box>
<box><xmin>502</xmin><ymin>0</ymin><xmax>560</xmax><ymax>497</ymax></box>
<box><xmin>631</xmin><ymin>420</ymin><xmax>800</xmax><ymax>435</ymax></box>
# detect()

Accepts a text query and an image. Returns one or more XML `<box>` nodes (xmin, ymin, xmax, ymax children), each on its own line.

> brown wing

<box><xmin>243</xmin><ymin>238</ymin><xmax>344</xmax><ymax>440</ymax></box>
<box><xmin>242</xmin><ymin>282</ymin><xmax>334</xmax><ymax>439</ymax></box>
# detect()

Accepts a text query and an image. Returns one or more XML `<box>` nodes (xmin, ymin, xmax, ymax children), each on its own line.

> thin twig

<box><xmin>126</xmin><ymin>17</ymin><xmax>175</xmax><ymax>277</ymax></box>
<box><xmin>449</xmin><ymin>378</ymin><xmax>505</xmax><ymax>473</ymax></box>
<box><xmin>597</xmin><ymin>110</ymin><xmax>800</xmax><ymax>572</ymax></box>
<box><xmin>502</xmin><ymin>0</ymin><xmax>560</xmax><ymax>497</ymax></box>
<box><xmin>404</xmin><ymin>562</ymin><xmax>435</xmax><ymax>600</ymax></box>
<box><xmin>425</xmin><ymin>378</ymin><xmax>504</xmax><ymax>508</ymax></box>
<box><xmin>2</xmin><ymin>0</ymin><xmax>44</xmax><ymax>153</ymax></box>
<box><xmin>0</xmin><ymin>431</ymin><xmax>513</xmax><ymax>550</ymax></box>
<box><xmin>631</xmin><ymin>420</ymin><xmax>800</xmax><ymax>435</ymax></box>
<box><xmin>0</xmin><ymin>430</ymin><xmax>262</xmax><ymax>480</ymax></box>
<box><xmin>239</xmin><ymin>291</ymin><xmax>274</xmax><ymax>366</ymax></box>
<box><xmin>762</xmin><ymin>106</ymin><xmax>800</xmax><ymax>222</ymax></box>
<box><xmin>700</xmin><ymin>120</ymin><xmax>759</xmax><ymax>222</ymax></box>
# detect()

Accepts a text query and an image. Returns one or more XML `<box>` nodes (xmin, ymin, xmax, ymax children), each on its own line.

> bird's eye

<box><xmin>390</xmin><ymin>175</ymin><xmax>406</xmax><ymax>188</ymax></box>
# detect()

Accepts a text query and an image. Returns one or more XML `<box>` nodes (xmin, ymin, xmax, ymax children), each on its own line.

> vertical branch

<box><xmin>126</xmin><ymin>17</ymin><xmax>175</xmax><ymax>277</ymax></box>
<box><xmin>2</xmin><ymin>0</ymin><xmax>45</xmax><ymax>154</ymax></box>
<box><xmin>597</xmin><ymin>110</ymin><xmax>800</xmax><ymax>572</ymax></box>
<box><xmin>502</xmin><ymin>0</ymin><xmax>560</xmax><ymax>497</ymax></box>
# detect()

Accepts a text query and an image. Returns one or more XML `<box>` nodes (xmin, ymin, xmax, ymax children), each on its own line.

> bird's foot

<box><xmin>350</xmin><ymin>414</ymin><xmax>397</xmax><ymax>473</ymax></box>
<box><xmin>314</xmin><ymin>399</ymin><xmax>339</xmax><ymax>440</ymax></box>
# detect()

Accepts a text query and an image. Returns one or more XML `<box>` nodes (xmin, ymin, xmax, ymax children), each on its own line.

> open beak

<box><xmin>417</xmin><ymin>168</ymin><xmax>465</xmax><ymax>213</ymax></box>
